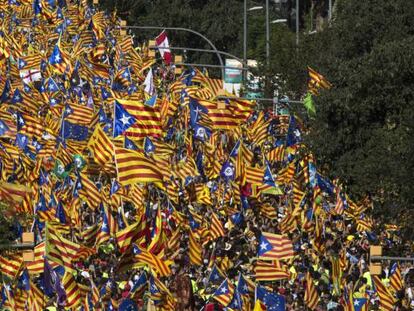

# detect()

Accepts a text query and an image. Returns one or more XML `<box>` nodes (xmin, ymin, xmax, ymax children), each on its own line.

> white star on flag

<box><xmin>120</xmin><ymin>114</ymin><xmax>130</xmax><ymax>125</ymax></box>
<box><xmin>260</xmin><ymin>241</ymin><xmax>268</xmax><ymax>250</ymax></box>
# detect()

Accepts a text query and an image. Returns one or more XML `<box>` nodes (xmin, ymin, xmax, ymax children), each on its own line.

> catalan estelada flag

<box><xmin>304</xmin><ymin>272</ymin><xmax>320</xmax><ymax>310</ymax></box>
<box><xmin>373</xmin><ymin>275</ymin><xmax>395</xmax><ymax>311</ymax></box>
<box><xmin>132</xmin><ymin>245</ymin><xmax>171</xmax><ymax>277</ymax></box>
<box><xmin>213</xmin><ymin>279</ymin><xmax>235</xmax><ymax>307</ymax></box>
<box><xmin>0</xmin><ymin>253</ymin><xmax>23</xmax><ymax>280</ymax></box>
<box><xmin>61</xmin><ymin>272</ymin><xmax>82</xmax><ymax>309</ymax></box>
<box><xmin>257</xmin><ymin>232</ymin><xmax>294</xmax><ymax>261</ymax></box>
<box><xmin>116</xmin><ymin>98</ymin><xmax>163</xmax><ymax>139</ymax></box>
<box><xmin>389</xmin><ymin>262</ymin><xmax>403</xmax><ymax>292</ymax></box>
<box><xmin>210</xmin><ymin>212</ymin><xmax>225</xmax><ymax>240</ymax></box>
<box><xmin>88</xmin><ymin>124</ymin><xmax>114</xmax><ymax>167</ymax></box>
<box><xmin>115</xmin><ymin>221</ymin><xmax>144</xmax><ymax>253</ymax></box>
<box><xmin>114</xmin><ymin>146</ymin><xmax>164</xmax><ymax>186</ymax></box>
<box><xmin>254</xmin><ymin>261</ymin><xmax>289</xmax><ymax>281</ymax></box>
<box><xmin>188</xmin><ymin>229</ymin><xmax>202</xmax><ymax>266</ymax></box>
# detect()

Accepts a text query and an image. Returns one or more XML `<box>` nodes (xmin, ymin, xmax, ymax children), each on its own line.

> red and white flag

<box><xmin>155</xmin><ymin>30</ymin><xmax>172</xmax><ymax>65</ymax></box>
<box><xmin>20</xmin><ymin>69</ymin><xmax>42</xmax><ymax>84</ymax></box>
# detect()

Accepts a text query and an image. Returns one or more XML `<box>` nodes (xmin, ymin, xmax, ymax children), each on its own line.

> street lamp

<box><xmin>243</xmin><ymin>2</ymin><xmax>264</xmax><ymax>82</ymax></box>
<box><xmin>270</xmin><ymin>19</ymin><xmax>287</xmax><ymax>24</ymax></box>
<box><xmin>248</xmin><ymin>6</ymin><xmax>263</xmax><ymax>11</ymax></box>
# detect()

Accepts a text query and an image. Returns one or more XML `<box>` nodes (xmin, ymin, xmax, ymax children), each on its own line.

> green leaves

<box><xmin>306</xmin><ymin>0</ymin><xmax>414</xmax><ymax>218</ymax></box>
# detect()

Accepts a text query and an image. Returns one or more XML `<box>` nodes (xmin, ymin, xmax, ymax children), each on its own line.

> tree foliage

<box><xmin>305</xmin><ymin>0</ymin><xmax>414</xmax><ymax>217</ymax></box>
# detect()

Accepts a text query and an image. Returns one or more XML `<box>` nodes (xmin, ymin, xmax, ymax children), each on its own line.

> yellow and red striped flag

<box><xmin>244</xmin><ymin>165</ymin><xmax>265</xmax><ymax>185</ymax></box>
<box><xmin>62</xmin><ymin>272</ymin><xmax>82</xmax><ymax>309</ymax></box>
<box><xmin>116</xmin><ymin>98</ymin><xmax>163</xmax><ymax>138</ymax></box>
<box><xmin>213</xmin><ymin>279</ymin><xmax>235</xmax><ymax>307</ymax></box>
<box><xmin>63</xmin><ymin>103</ymin><xmax>94</xmax><ymax>126</ymax></box>
<box><xmin>114</xmin><ymin>146</ymin><xmax>164</xmax><ymax>186</ymax></box>
<box><xmin>210</xmin><ymin>212</ymin><xmax>225</xmax><ymax>240</ymax></box>
<box><xmin>27</xmin><ymin>242</ymin><xmax>48</xmax><ymax>275</ymax></box>
<box><xmin>259</xmin><ymin>203</ymin><xmax>278</xmax><ymax>220</ymax></box>
<box><xmin>189</xmin><ymin>230</ymin><xmax>203</xmax><ymax>266</ymax></box>
<box><xmin>373</xmin><ymin>275</ymin><xmax>395</xmax><ymax>311</ymax></box>
<box><xmin>0</xmin><ymin>181</ymin><xmax>31</xmax><ymax>204</ymax></box>
<box><xmin>46</xmin><ymin>223</ymin><xmax>95</xmax><ymax>274</ymax></box>
<box><xmin>115</xmin><ymin>221</ymin><xmax>144</xmax><ymax>253</ymax></box>
<box><xmin>257</xmin><ymin>232</ymin><xmax>294</xmax><ymax>261</ymax></box>
<box><xmin>88</xmin><ymin>124</ymin><xmax>114</xmax><ymax>167</ymax></box>
<box><xmin>78</xmin><ymin>173</ymin><xmax>101</xmax><ymax>209</ymax></box>
<box><xmin>0</xmin><ymin>253</ymin><xmax>23</xmax><ymax>280</ymax></box>
<box><xmin>304</xmin><ymin>272</ymin><xmax>320</xmax><ymax>310</ymax></box>
<box><xmin>389</xmin><ymin>263</ymin><xmax>403</xmax><ymax>292</ymax></box>
<box><xmin>254</xmin><ymin>261</ymin><xmax>289</xmax><ymax>281</ymax></box>
<box><xmin>133</xmin><ymin>245</ymin><xmax>171</xmax><ymax>277</ymax></box>
<box><xmin>28</xmin><ymin>282</ymin><xmax>45</xmax><ymax>311</ymax></box>
<box><xmin>307</xmin><ymin>66</ymin><xmax>332</xmax><ymax>95</ymax></box>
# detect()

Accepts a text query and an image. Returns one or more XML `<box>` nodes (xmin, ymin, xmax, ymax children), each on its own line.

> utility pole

<box><xmin>296</xmin><ymin>0</ymin><xmax>299</xmax><ymax>46</ymax></box>
<box><xmin>243</xmin><ymin>0</ymin><xmax>248</xmax><ymax>82</ymax></box>
<box><xmin>328</xmin><ymin>0</ymin><xmax>332</xmax><ymax>20</ymax></box>
<box><xmin>265</xmin><ymin>0</ymin><xmax>270</xmax><ymax>65</ymax></box>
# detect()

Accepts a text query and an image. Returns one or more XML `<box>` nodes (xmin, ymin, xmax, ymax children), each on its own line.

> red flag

<box><xmin>155</xmin><ymin>31</ymin><xmax>172</xmax><ymax>65</ymax></box>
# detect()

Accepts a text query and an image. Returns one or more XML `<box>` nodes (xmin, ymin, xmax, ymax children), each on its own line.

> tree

<box><xmin>0</xmin><ymin>202</ymin><xmax>19</xmax><ymax>249</ymax></box>
<box><xmin>305</xmin><ymin>0</ymin><xmax>414</xmax><ymax>219</ymax></box>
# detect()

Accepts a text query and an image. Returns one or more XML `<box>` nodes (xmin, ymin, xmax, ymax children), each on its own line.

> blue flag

<box><xmin>193</xmin><ymin>124</ymin><xmax>211</xmax><ymax>141</ymax></box>
<box><xmin>124</xmin><ymin>137</ymin><xmax>138</xmax><ymax>150</ymax></box>
<box><xmin>47</xmin><ymin>77</ymin><xmax>60</xmax><ymax>92</ymax></box>
<box><xmin>11</xmin><ymin>88</ymin><xmax>23</xmax><ymax>104</ymax></box>
<box><xmin>48</xmin><ymin>44</ymin><xmax>64</xmax><ymax>66</ymax></box>
<box><xmin>17</xmin><ymin>269</ymin><xmax>30</xmax><ymax>291</ymax></box>
<box><xmin>0</xmin><ymin>79</ymin><xmax>11</xmax><ymax>103</ymax></box>
<box><xmin>44</xmin><ymin>258</ymin><xmax>66</xmax><ymax>306</ymax></box>
<box><xmin>60</xmin><ymin>120</ymin><xmax>89</xmax><ymax>141</ymax></box>
<box><xmin>256</xmin><ymin>285</ymin><xmax>286</xmax><ymax>311</ymax></box>
<box><xmin>189</xmin><ymin>98</ymin><xmax>208</xmax><ymax>126</ymax></box>
<box><xmin>56</xmin><ymin>201</ymin><xmax>66</xmax><ymax>224</ymax></box>
<box><xmin>113</xmin><ymin>101</ymin><xmax>137</xmax><ymax>137</ymax></box>
<box><xmin>144</xmin><ymin>137</ymin><xmax>155</xmax><ymax>154</ymax></box>
<box><xmin>263</xmin><ymin>162</ymin><xmax>275</xmax><ymax>186</ymax></box>
<box><xmin>130</xmin><ymin>273</ymin><xmax>147</xmax><ymax>295</ymax></box>
<box><xmin>0</xmin><ymin>120</ymin><xmax>10</xmax><ymax>136</ymax></box>
<box><xmin>119</xmin><ymin>299</ymin><xmax>138</xmax><ymax>311</ymax></box>
<box><xmin>25</xmin><ymin>0</ymin><xmax>40</xmax><ymax>11</ymax></box>
<box><xmin>220</xmin><ymin>161</ymin><xmax>235</xmax><ymax>182</ymax></box>
<box><xmin>229</xmin><ymin>140</ymin><xmax>240</xmax><ymax>158</ymax></box>
<box><xmin>286</xmin><ymin>115</ymin><xmax>301</xmax><ymax>147</ymax></box>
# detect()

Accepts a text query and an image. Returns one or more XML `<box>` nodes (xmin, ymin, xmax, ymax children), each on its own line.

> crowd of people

<box><xmin>0</xmin><ymin>0</ymin><xmax>413</xmax><ymax>310</ymax></box>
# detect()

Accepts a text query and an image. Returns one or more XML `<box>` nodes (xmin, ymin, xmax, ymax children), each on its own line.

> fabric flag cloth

<box><xmin>304</xmin><ymin>272</ymin><xmax>320</xmax><ymax>310</ymax></box>
<box><xmin>60</xmin><ymin>120</ymin><xmax>88</xmax><ymax>141</ymax></box>
<box><xmin>188</xmin><ymin>230</ymin><xmax>202</xmax><ymax>266</ymax></box>
<box><xmin>389</xmin><ymin>262</ymin><xmax>403</xmax><ymax>292</ymax></box>
<box><xmin>257</xmin><ymin>232</ymin><xmax>294</xmax><ymax>260</ymax></box>
<box><xmin>132</xmin><ymin>245</ymin><xmax>171</xmax><ymax>277</ymax></box>
<box><xmin>255</xmin><ymin>285</ymin><xmax>286</xmax><ymax>311</ymax></box>
<box><xmin>213</xmin><ymin>279</ymin><xmax>235</xmax><ymax>307</ymax></box>
<box><xmin>143</xmin><ymin>68</ymin><xmax>157</xmax><ymax>107</ymax></box>
<box><xmin>307</xmin><ymin>66</ymin><xmax>332</xmax><ymax>95</ymax></box>
<box><xmin>254</xmin><ymin>261</ymin><xmax>289</xmax><ymax>281</ymax></box>
<box><xmin>155</xmin><ymin>31</ymin><xmax>172</xmax><ymax>65</ymax></box>
<box><xmin>373</xmin><ymin>275</ymin><xmax>395</xmax><ymax>311</ymax></box>
<box><xmin>353</xmin><ymin>297</ymin><xmax>368</xmax><ymax>311</ymax></box>
<box><xmin>43</xmin><ymin>258</ymin><xmax>66</xmax><ymax>306</ymax></box>
<box><xmin>114</xmin><ymin>146</ymin><xmax>164</xmax><ymax>186</ymax></box>
<box><xmin>303</xmin><ymin>92</ymin><xmax>316</xmax><ymax>116</ymax></box>
<box><xmin>116</xmin><ymin>222</ymin><xmax>143</xmax><ymax>253</ymax></box>
<box><xmin>113</xmin><ymin>100</ymin><xmax>137</xmax><ymax>137</ymax></box>
<box><xmin>210</xmin><ymin>212</ymin><xmax>225</xmax><ymax>240</ymax></box>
